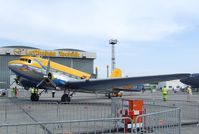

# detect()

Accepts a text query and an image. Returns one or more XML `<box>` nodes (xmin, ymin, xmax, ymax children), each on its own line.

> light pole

<box><xmin>109</xmin><ymin>39</ymin><xmax>118</xmax><ymax>72</ymax></box>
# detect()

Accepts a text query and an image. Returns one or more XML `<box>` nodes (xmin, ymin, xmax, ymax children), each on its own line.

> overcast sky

<box><xmin>0</xmin><ymin>0</ymin><xmax>199</xmax><ymax>78</ymax></box>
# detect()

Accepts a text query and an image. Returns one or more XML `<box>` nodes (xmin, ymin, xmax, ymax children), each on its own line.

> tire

<box><xmin>31</xmin><ymin>93</ymin><xmax>39</xmax><ymax>101</ymax></box>
<box><xmin>66</xmin><ymin>96</ymin><xmax>71</xmax><ymax>102</ymax></box>
<box><xmin>61</xmin><ymin>94</ymin><xmax>71</xmax><ymax>102</ymax></box>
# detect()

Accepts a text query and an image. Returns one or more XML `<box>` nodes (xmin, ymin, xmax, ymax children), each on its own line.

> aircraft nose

<box><xmin>8</xmin><ymin>61</ymin><xmax>17</xmax><ymax>70</ymax></box>
<box><xmin>8</xmin><ymin>62</ymin><xmax>13</xmax><ymax>70</ymax></box>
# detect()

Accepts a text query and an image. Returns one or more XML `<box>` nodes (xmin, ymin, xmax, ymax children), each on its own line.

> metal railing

<box><xmin>0</xmin><ymin>117</ymin><xmax>134</xmax><ymax>134</ymax></box>
<box><xmin>0</xmin><ymin>97</ymin><xmax>185</xmax><ymax>134</ymax></box>
<box><xmin>0</xmin><ymin>101</ymin><xmax>112</xmax><ymax>124</ymax></box>
<box><xmin>142</xmin><ymin>98</ymin><xmax>199</xmax><ymax>125</ymax></box>
<box><xmin>135</xmin><ymin>108</ymin><xmax>181</xmax><ymax>134</ymax></box>
<box><xmin>0</xmin><ymin>108</ymin><xmax>182</xmax><ymax>134</ymax></box>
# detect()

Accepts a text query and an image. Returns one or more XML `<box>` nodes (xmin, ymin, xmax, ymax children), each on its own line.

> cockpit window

<box><xmin>20</xmin><ymin>58</ymin><xmax>32</xmax><ymax>63</ymax></box>
<box><xmin>20</xmin><ymin>58</ymin><xmax>26</xmax><ymax>61</ymax></box>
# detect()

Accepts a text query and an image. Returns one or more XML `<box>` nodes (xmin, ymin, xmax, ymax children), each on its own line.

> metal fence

<box><xmin>0</xmin><ymin>117</ymin><xmax>134</xmax><ymax>134</ymax></box>
<box><xmin>1</xmin><ymin>98</ymin><xmax>182</xmax><ymax>124</ymax></box>
<box><xmin>135</xmin><ymin>108</ymin><xmax>181</xmax><ymax>134</ymax></box>
<box><xmin>143</xmin><ymin>98</ymin><xmax>199</xmax><ymax>125</ymax></box>
<box><xmin>0</xmin><ymin>109</ymin><xmax>181</xmax><ymax>134</ymax></box>
<box><xmin>111</xmin><ymin>98</ymin><xmax>177</xmax><ymax>117</ymax></box>
<box><xmin>0</xmin><ymin>100</ymin><xmax>112</xmax><ymax>124</ymax></box>
<box><xmin>0</xmin><ymin>97</ymin><xmax>184</xmax><ymax>134</ymax></box>
<box><xmin>7</xmin><ymin>89</ymin><xmax>30</xmax><ymax>98</ymax></box>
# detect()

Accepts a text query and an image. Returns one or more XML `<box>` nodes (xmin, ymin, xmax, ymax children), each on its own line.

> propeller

<box><xmin>10</xmin><ymin>80</ymin><xmax>15</xmax><ymax>87</ymax></box>
<box><xmin>34</xmin><ymin>59</ymin><xmax>56</xmax><ymax>88</ymax></box>
<box><xmin>9</xmin><ymin>76</ymin><xmax>21</xmax><ymax>87</ymax></box>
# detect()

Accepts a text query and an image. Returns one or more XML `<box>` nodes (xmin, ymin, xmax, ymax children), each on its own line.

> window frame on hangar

<box><xmin>0</xmin><ymin>46</ymin><xmax>96</xmax><ymax>89</ymax></box>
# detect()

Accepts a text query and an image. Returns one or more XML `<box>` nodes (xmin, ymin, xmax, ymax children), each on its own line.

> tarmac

<box><xmin>124</xmin><ymin>90</ymin><xmax>199</xmax><ymax>134</ymax></box>
<box><xmin>0</xmin><ymin>90</ymin><xmax>199</xmax><ymax>133</ymax></box>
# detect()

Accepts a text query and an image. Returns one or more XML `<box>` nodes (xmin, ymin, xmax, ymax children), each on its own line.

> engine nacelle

<box><xmin>48</xmin><ymin>72</ymin><xmax>54</xmax><ymax>80</ymax></box>
<box><xmin>15</xmin><ymin>76</ymin><xmax>20</xmax><ymax>84</ymax></box>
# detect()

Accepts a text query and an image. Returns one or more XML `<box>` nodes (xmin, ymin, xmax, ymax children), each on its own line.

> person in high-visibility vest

<box><xmin>34</xmin><ymin>88</ymin><xmax>38</xmax><ymax>94</ymax></box>
<box><xmin>186</xmin><ymin>86</ymin><xmax>192</xmax><ymax>102</ymax></box>
<box><xmin>30</xmin><ymin>88</ymin><xmax>38</xmax><ymax>94</ymax></box>
<box><xmin>12</xmin><ymin>87</ymin><xmax>16</xmax><ymax>97</ymax></box>
<box><xmin>30</xmin><ymin>88</ymin><xmax>34</xmax><ymax>95</ymax></box>
<box><xmin>162</xmin><ymin>86</ymin><xmax>168</xmax><ymax>101</ymax></box>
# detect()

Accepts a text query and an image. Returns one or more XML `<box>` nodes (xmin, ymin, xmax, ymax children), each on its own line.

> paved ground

<box><xmin>0</xmin><ymin>90</ymin><xmax>199</xmax><ymax>133</ymax></box>
<box><xmin>124</xmin><ymin>90</ymin><xmax>199</xmax><ymax>134</ymax></box>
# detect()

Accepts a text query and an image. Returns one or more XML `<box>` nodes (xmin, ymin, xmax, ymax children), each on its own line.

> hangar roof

<box><xmin>1</xmin><ymin>46</ymin><xmax>38</xmax><ymax>49</ymax></box>
<box><xmin>55</xmin><ymin>48</ymin><xmax>85</xmax><ymax>52</ymax></box>
<box><xmin>0</xmin><ymin>45</ymin><xmax>96</xmax><ymax>59</ymax></box>
<box><xmin>1</xmin><ymin>46</ymin><xmax>86</xmax><ymax>52</ymax></box>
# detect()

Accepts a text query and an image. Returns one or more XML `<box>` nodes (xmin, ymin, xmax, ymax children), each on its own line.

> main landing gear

<box><xmin>61</xmin><ymin>90</ymin><xmax>74</xmax><ymax>102</ymax></box>
<box><xmin>30</xmin><ymin>88</ymin><xmax>41</xmax><ymax>101</ymax></box>
<box><xmin>105</xmin><ymin>92</ymin><xmax>123</xmax><ymax>99</ymax></box>
<box><xmin>61</xmin><ymin>94</ymin><xmax>71</xmax><ymax>102</ymax></box>
<box><xmin>31</xmin><ymin>93</ymin><xmax>39</xmax><ymax>101</ymax></box>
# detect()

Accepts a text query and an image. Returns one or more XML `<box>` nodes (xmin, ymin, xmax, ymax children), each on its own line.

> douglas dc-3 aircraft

<box><xmin>8</xmin><ymin>56</ymin><xmax>190</xmax><ymax>102</ymax></box>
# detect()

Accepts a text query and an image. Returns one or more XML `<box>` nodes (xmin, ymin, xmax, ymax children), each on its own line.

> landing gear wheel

<box><xmin>31</xmin><ymin>93</ymin><xmax>39</xmax><ymax>101</ymax></box>
<box><xmin>61</xmin><ymin>94</ymin><xmax>71</xmax><ymax>102</ymax></box>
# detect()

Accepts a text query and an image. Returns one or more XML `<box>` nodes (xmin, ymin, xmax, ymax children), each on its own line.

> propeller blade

<box><xmin>34</xmin><ymin>59</ymin><xmax>46</xmax><ymax>70</ymax></box>
<box><xmin>36</xmin><ymin>79</ymin><xmax>46</xmax><ymax>88</ymax></box>
<box><xmin>34</xmin><ymin>58</ymin><xmax>51</xmax><ymax>77</ymax></box>
<box><xmin>47</xmin><ymin>78</ymin><xmax>56</xmax><ymax>88</ymax></box>
<box><xmin>9</xmin><ymin>81</ymin><xmax>15</xmax><ymax>87</ymax></box>
<box><xmin>35</xmin><ymin>58</ymin><xmax>56</xmax><ymax>89</ymax></box>
<box><xmin>36</xmin><ymin>78</ymin><xmax>56</xmax><ymax>88</ymax></box>
<box><xmin>46</xmin><ymin>60</ymin><xmax>51</xmax><ymax>75</ymax></box>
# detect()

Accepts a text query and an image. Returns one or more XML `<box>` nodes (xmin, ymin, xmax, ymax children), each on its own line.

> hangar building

<box><xmin>0</xmin><ymin>46</ymin><xmax>96</xmax><ymax>89</ymax></box>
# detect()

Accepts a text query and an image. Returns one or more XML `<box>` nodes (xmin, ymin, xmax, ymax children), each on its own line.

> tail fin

<box><xmin>110</xmin><ymin>68</ymin><xmax>122</xmax><ymax>78</ymax></box>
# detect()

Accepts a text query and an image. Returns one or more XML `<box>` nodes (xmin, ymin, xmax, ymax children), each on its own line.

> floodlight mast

<box><xmin>109</xmin><ymin>39</ymin><xmax>118</xmax><ymax>72</ymax></box>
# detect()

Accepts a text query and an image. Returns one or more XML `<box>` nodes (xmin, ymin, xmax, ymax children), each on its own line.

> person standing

<box><xmin>162</xmin><ymin>86</ymin><xmax>168</xmax><ymax>101</ymax></box>
<box><xmin>30</xmin><ymin>87</ymin><xmax>34</xmax><ymax>95</ymax></box>
<box><xmin>15</xmin><ymin>87</ymin><xmax>19</xmax><ymax>97</ymax></box>
<box><xmin>12</xmin><ymin>86</ymin><xmax>18</xmax><ymax>97</ymax></box>
<box><xmin>52</xmin><ymin>90</ymin><xmax>55</xmax><ymax>98</ymax></box>
<box><xmin>12</xmin><ymin>87</ymin><xmax>16</xmax><ymax>97</ymax></box>
<box><xmin>186</xmin><ymin>86</ymin><xmax>192</xmax><ymax>102</ymax></box>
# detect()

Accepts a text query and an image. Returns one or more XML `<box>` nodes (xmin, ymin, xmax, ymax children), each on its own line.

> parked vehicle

<box><xmin>0</xmin><ymin>89</ymin><xmax>6</xmax><ymax>96</ymax></box>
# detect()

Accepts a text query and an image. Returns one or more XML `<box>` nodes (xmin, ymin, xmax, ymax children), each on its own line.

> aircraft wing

<box><xmin>67</xmin><ymin>73</ymin><xmax>190</xmax><ymax>91</ymax></box>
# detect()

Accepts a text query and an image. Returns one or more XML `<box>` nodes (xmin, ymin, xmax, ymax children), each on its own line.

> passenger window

<box><xmin>20</xmin><ymin>58</ymin><xmax>25</xmax><ymax>61</ymax></box>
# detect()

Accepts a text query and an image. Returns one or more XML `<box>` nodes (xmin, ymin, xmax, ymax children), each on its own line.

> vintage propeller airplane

<box><xmin>8</xmin><ymin>56</ymin><xmax>190</xmax><ymax>102</ymax></box>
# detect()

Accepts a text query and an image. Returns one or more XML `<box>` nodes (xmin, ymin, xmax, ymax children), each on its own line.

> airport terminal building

<box><xmin>0</xmin><ymin>46</ymin><xmax>96</xmax><ymax>89</ymax></box>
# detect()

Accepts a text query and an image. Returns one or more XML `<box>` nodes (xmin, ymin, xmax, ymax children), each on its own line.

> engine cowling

<box><xmin>15</xmin><ymin>76</ymin><xmax>20</xmax><ymax>84</ymax></box>
<box><xmin>48</xmin><ymin>72</ymin><xmax>54</xmax><ymax>80</ymax></box>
